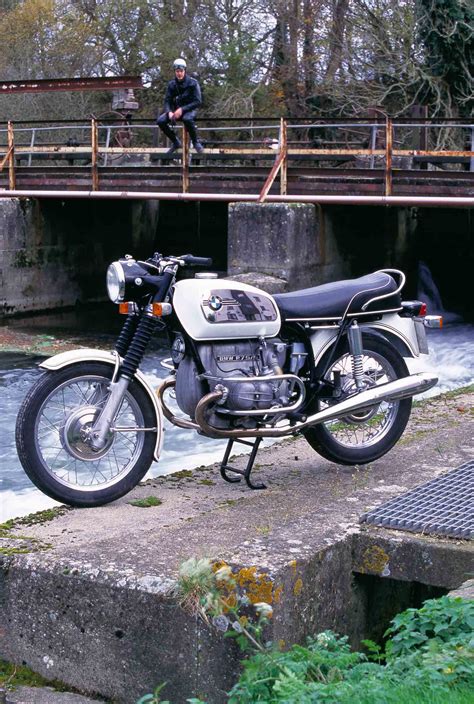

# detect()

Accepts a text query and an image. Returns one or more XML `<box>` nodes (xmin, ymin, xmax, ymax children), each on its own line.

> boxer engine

<box><xmin>174</xmin><ymin>338</ymin><xmax>307</xmax><ymax>428</ymax></box>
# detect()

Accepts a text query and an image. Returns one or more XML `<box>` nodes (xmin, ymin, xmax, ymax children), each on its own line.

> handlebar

<box><xmin>179</xmin><ymin>254</ymin><xmax>213</xmax><ymax>267</ymax></box>
<box><xmin>146</xmin><ymin>252</ymin><xmax>214</xmax><ymax>269</ymax></box>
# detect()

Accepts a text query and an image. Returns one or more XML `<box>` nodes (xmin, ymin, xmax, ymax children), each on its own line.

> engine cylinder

<box><xmin>174</xmin><ymin>338</ymin><xmax>291</xmax><ymax>426</ymax></box>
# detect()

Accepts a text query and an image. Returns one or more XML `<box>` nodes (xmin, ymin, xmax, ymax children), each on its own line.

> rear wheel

<box><xmin>303</xmin><ymin>335</ymin><xmax>412</xmax><ymax>465</ymax></box>
<box><xmin>16</xmin><ymin>362</ymin><xmax>157</xmax><ymax>507</ymax></box>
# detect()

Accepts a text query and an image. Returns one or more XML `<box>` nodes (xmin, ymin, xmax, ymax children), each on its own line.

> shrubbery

<box><xmin>228</xmin><ymin>597</ymin><xmax>474</xmax><ymax>703</ymax></box>
<box><xmin>138</xmin><ymin>560</ymin><xmax>474</xmax><ymax>704</ymax></box>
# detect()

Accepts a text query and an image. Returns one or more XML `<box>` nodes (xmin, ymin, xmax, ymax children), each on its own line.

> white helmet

<box><xmin>173</xmin><ymin>58</ymin><xmax>187</xmax><ymax>70</ymax></box>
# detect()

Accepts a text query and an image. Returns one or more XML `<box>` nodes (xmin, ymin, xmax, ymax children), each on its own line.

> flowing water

<box><xmin>1</xmin><ymin>277</ymin><xmax>472</xmax><ymax>522</ymax></box>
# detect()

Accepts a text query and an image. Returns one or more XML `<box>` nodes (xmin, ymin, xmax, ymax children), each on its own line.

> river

<box><xmin>1</xmin><ymin>321</ymin><xmax>472</xmax><ymax>523</ymax></box>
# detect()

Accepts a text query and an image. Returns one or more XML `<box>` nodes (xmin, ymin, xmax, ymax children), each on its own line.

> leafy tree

<box><xmin>416</xmin><ymin>0</ymin><xmax>474</xmax><ymax>116</ymax></box>
<box><xmin>0</xmin><ymin>0</ymin><xmax>471</xmax><ymax>123</ymax></box>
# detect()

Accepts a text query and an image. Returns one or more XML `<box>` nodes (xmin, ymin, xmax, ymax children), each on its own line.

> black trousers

<box><xmin>156</xmin><ymin>110</ymin><xmax>199</xmax><ymax>146</ymax></box>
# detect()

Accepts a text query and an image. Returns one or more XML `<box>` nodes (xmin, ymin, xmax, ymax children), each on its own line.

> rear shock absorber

<box><xmin>347</xmin><ymin>321</ymin><xmax>365</xmax><ymax>390</ymax></box>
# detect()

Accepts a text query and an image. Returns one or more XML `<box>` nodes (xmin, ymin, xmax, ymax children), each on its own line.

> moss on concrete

<box><xmin>0</xmin><ymin>507</ymin><xmax>70</xmax><ymax>533</ymax></box>
<box><xmin>128</xmin><ymin>496</ymin><xmax>162</xmax><ymax>508</ymax></box>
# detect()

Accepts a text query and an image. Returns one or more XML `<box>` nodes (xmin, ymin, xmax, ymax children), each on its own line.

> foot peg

<box><xmin>220</xmin><ymin>437</ymin><xmax>266</xmax><ymax>490</ymax></box>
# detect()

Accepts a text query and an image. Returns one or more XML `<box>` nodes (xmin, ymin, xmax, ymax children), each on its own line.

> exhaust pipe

<box><xmin>193</xmin><ymin>372</ymin><xmax>438</xmax><ymax>439</ymax></box>
<box><xmin>156</xmin><ymin>378</ymin><xmax>201</xmax><ymax>431</ymax></box>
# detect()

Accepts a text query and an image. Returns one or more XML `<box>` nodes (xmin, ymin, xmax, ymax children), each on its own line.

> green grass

<box><xmin>227</xmin><ymin>597</ymin><xmax>474</xmax><ymax>704</ymax></box>
<box><xmin>311</xmin><ymin>683</ymin><xmax>474</xmax><ymax>704</ymax></box>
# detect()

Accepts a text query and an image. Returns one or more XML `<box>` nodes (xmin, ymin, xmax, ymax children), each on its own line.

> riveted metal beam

<box><xmin>0</xmin><ymin>76</ymin><xmax>142</xmax><ymax>94</ymax></box>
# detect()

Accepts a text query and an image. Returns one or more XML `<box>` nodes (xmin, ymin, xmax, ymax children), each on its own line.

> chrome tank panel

<box><xmin>172</xmin><ymin>278</ymin><xmax>281</xmax><ymax>340</ymax></box>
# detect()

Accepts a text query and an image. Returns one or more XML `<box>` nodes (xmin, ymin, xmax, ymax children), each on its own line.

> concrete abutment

<box><xmin>0</xmin><ymin>199</ymin><xmax>158</xmax><ymax>316</ymax></box>
<box><xmin>1</xmin><ymin>526</ymin><xmax>470</xmax><ymax>703</ymax></box>
<box><xmin>1</xmin><ymin>392</ymin><xmax>472</xmax><ymax>703</ymax></box>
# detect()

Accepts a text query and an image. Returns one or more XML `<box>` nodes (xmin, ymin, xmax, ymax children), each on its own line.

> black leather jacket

<box><xmin>163</xmin><ymin>75</ymin><xmax>202</xmax><ymax>114</ymax></box>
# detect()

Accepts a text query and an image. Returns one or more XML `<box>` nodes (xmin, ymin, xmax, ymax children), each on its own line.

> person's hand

<box><xmin>168</xmin><ymin>111</ymin><xmax>174</xmax><ymax>121</ymax></box>
<box><xmin>173</xmin><ymin>108</ymin><xmax>183</xmax><ymax>120</ymax></box>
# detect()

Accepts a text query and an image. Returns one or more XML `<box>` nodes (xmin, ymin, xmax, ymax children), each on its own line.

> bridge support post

<box><xmin>227</xmin><ymin>202</ymin><xmax>345</xmax><ymax>291</ymax></box>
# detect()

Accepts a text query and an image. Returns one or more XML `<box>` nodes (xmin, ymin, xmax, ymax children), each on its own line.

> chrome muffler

<box><xmin>158</xmin><ymin>372</ymin><xmax>438</xmax><ymax>439</ymax></box>
<box><xmin>192</xmin><ymin>372</ymin><xmax>438</xmax><ymax>439</ymax></box>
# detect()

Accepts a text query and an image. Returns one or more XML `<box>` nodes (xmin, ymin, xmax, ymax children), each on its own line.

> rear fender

<box><xmin>309</xmin><ymin>314</ymin><xmax>420</xmax><ymax>366</ymax></box>
<box><xmin>40</xmin><ymin>348</ymin><xmax>164</xmax><ymax>461</ymax></box>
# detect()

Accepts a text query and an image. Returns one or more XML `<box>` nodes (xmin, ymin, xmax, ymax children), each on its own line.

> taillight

<box><xmin>401</xmin><ymin>300</ymin><xmax>426</xmax><ymax>317</ymax></box>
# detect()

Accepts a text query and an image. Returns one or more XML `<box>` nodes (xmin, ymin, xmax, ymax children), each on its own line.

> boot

<box><xmin>167</xmin><ymin>138</ymin><xmax>182</xmax><ymax>155</ymax></box>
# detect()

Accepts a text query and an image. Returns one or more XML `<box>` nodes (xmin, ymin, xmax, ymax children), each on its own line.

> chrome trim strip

<box><xmin>361</xmin><ymin>269</ymin><xmax>405</xmax><ymax>311</ymax></box>
<box><xmin>284</xmin><ymin>307</ymin><xmax>402</xmax><ymax>323</ymax></box>
<box><xmin>367</xmin><ymin>321</ymin><xmax>418</xmax><ymax>356</ymax></box>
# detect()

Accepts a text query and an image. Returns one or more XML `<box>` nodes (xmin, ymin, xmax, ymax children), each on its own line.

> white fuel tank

<box><xmin>172</xmin><ymin>277</ymin><xmax>281</xmax><ymax>340</ymax></box>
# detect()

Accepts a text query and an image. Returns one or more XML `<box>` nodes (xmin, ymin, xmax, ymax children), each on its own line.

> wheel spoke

<box><xmin>322</xmin><ymin>349</ymin><xmax>400</xmax><ymax>449</ymax></box>
<box><xmin>34</xmin><ymin>372</ymin><xmax>146</xmax><ymax>491</ymax></box>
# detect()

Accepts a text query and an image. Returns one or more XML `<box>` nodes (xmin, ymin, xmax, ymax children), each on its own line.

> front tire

<box><xmin>303</xmin><ymin>334</ymin><xmax>412</xmax><ymax>465</ymax></box>
<box><xmin>16</xmin><ymin>362</ymin><xmax>157</xmax><ymax>507</ymax></box>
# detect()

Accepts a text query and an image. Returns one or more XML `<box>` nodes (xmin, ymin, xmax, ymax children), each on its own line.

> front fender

<box><xmin>40</xmin><ymin>348</ymin><xmax>164</xmax><ymax>462</ymax></box>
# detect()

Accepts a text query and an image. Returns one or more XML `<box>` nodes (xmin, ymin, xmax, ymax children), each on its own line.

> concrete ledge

<box><xmin>1</xmin><ymin>391</ymin><xmax>473</xmax><ymax>703</ymax></box>
<box><xmin>449</xmin><ymin>578</ymin><xmax>474</xmax><ymax>600</ymax></box>
<box><xmin>6</xmin><ymin>687</ymin><xmax>101</xmax><ymax>704</ymax></box>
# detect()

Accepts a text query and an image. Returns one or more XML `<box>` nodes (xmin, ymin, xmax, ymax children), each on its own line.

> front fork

<box><xmin>90</xmin><ymin>311</ymin><xmax>159</xmax><ymax>451</ymax></box>
<box><xmin>90</xmin><ymin>375</ymin><xmax>132</xmax><ymax>450</ymax></box>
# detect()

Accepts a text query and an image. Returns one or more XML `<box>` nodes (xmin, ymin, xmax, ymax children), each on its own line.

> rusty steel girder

<box><xmin>0</xmin><ymin>76</ymin><xmax>142</xmax><ymax>94</ymax></box>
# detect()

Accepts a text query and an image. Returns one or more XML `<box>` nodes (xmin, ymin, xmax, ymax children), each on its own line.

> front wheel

<box><xmin>16</xmin><ymin>362</ymin><xmax>158</xmax><ymax>507</ymax></box>
<box><xmin>303</xmin><ymin>334</ymin><xmax>412</xmax><ymax>465</ymax></box>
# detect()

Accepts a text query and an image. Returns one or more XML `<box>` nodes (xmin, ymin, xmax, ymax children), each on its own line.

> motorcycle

<box><xmin>16</xmin><ymin>252</ymin><xmax>441</xmax><ymax>507</ymax></box>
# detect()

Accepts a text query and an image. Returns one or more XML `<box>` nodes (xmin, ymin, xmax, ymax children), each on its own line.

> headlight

<box><xmin>106</xmin><ymin>257</ymin><xmax>164</xmax><ymax>304</ymax></box>
<box><xmin>106</xmin><ymin>262</ymin><xmax>126</xmax><ymax>303</ymax></box>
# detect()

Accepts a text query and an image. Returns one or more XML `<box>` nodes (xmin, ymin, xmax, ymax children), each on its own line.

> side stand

<box><xmin>220</xmin><ymin>437</ymin><xmax>266</xmax><ymax>490</ymax></box>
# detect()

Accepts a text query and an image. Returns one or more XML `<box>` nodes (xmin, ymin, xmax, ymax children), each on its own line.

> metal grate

<box><xmin>360</xmin><ymin>460</ymin><xmax>474</xmax><ymax>539</ymax></box>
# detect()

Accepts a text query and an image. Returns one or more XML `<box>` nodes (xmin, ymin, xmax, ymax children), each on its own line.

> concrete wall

<box><xmin>0</xmin><ymin>199</ymin><xmax>158</xmax><ymax>317</ymax></box>
<box><xmin>2</xmin><ymin>198</ymin><xmax>472</xmax><ymax>318</ymax></box>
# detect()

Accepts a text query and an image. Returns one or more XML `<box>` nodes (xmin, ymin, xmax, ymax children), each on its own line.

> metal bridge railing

<box><xmin>0</xmin><ymin>117</ymin><xmax>473</xmax><ymax>196</ymax></box>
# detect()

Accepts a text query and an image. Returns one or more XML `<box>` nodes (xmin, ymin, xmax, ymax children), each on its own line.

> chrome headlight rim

<box><xmin>106</xmin><ymin>261</ymin><xmax>126</xmax><ymax>303</ymax></box>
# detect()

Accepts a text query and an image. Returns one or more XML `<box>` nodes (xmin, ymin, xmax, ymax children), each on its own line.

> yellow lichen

<box><xmin>236</xmin><ymin>566</ymin><xmax>275</xmax><ymax>604</ymax></box>
<box><xmin>212</xmin><ymin>559</ymin><xmax>228</xmax><ymax>573</ymax></box>
<box><xmin>278</xmin><ymin>639</ymin><xmax>286</xmax><ymax>650</ymax></box>
<box><xmin>273</xmin><ymin>585</ymin><xmax>283</xmax><ymax>603</ymax></box>
<box><xmin>293</xmin><ymin>578</ymin><xmax>303</xmax><ymax>596</ymax></box>
<box><xmin>289</xmin><ymin>559</ymin><xmax>297</xmax><ymax>573</ymax></box>
<box><xmin>221</xmin><ymin>592</ymin><xmax>238</xmax><ymax>611</ymax></box>
<box><xmin>361</xmin><ymin>545</ymin><xmax>390</xmax><ymax>574</ymax></box>
<box><xmin>211</xmin><ymin>562</ymin><xmax>280</xmax><ymax>607</ymax></box>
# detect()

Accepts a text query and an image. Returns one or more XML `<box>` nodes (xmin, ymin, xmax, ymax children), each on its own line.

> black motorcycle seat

<box><xmin>273</xmin><ymin>271</ymin><xmax>401</xmax><ymax>320</ymax></box>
